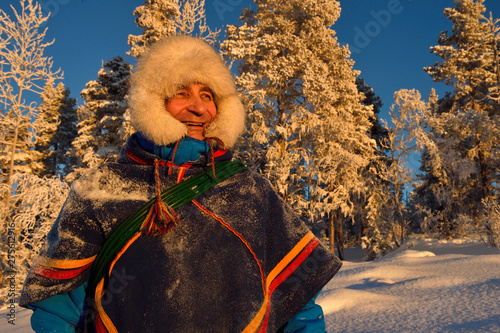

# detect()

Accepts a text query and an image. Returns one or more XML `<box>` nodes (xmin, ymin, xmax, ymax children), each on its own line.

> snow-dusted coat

<box><xmin>20</xmin><ymin>135</ymin><xmax>342</xmax><ymax>332</ymax></box>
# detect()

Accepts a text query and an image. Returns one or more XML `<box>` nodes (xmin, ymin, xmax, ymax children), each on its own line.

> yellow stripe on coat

<box><xmin>35</xmin><ymin>255</ymin><xmax>97</xmax><ymax>269</ymax></box>
<box><xmin>242</xmin><ymin>231</ymin><xmax>316</xmax><ymax>333</ymax></box>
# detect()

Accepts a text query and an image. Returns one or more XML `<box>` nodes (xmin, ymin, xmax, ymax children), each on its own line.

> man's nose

<box><xmin>187</xmin><ymin>96</ymin><xmax>207</xmax><ymax>115</ymax></box>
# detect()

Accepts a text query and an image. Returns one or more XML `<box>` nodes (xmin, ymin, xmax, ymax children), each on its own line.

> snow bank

<box><xmin>319</xmin><ymin>237</ymin><xmax>500</xmax><ymax>332</ymax></box>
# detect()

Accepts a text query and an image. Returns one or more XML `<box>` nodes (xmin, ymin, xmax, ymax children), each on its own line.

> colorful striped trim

<box><xmin>35</xmin><ymin>255</ymin><xmax>97</xmax><ymax>269</ymax></box>
<box><xmin>32</xmin><ymin>255</ymin><xmax>97</xmax><ymax>280</ymax></box>
<box><xmin>192</xmin><ymin>200</ymin><xmax>320</xmax><ymax>332</ymax></box>
<box><xmin>94</xmin><ymin>232</ymin><xmax>142</xmax><ymax>333</ymax></box>
<box><xmin>243</xmin><ymin>232</ymin><xmax>320</xmax><ymax>333</ymax></box>
<box><xmin>258</xmin><ymin>237</ymin><xmax>320</xmax><ymax>332</ymax></box>
<box><xmin>176</xmin><ymin>166</ymin><xmax>186</xmax><ymax>183</ymax></box>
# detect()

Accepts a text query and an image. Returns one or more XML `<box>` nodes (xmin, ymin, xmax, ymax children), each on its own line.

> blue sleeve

<box><xmin>28</xmin><ymin>281</ymin><xmax>87</xmax><ymax>333</ymax></box>
<box><xmin>281</xmin><ymin>293</ymin><xmax>326</xmax><ymax>333</ymax></box>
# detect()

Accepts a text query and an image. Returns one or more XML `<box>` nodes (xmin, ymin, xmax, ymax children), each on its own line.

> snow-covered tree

<box><xmin>480</xmin><ymin>197</ymin><xmax>499</xmax><ymax>247</ymax></box>
<box><xmin>128</xmin><ymin>0</ymin><xmax>218</xmax><ymax>58</ymax></box>
<box><xmin>31</xmin><ymin>79</ymin><xmax>62</xmax><ymax>176</ymax></box>
<box><xmin>0</xmin><ymin>173</ymin><xmax>69</xmax><ymax>301</ymax></box>
<box><xmin>32</xmin><ymin>80</ymin><xmax>77</xmax><ymax>177</ymax></box>
<box><xmin>53</xmin><ymin>87</ymin><xmax>78</xmax><ymax>176</ymax></box>
<box><xmin>418</xmin><ymin>0</ymin><xmax>500</xmax><ymax>244</ymax></box>
<box><xmin>222</xmin><ymin>0</ymin><xmax>377</xmax><ymax>255</ymax></box>
<box><xmin>425</xmin><ymin>0</ymin><xmax>499</xmax><ymax>114</ymax></box>
<box><xmin>381</xmin><ymin>89</ymin><xmax>425</xmax><ymax>246</ymax></box>
<box><xmin>71</xmin><ymin>56</ymin><xmax>131</xmax><ymax>176</ymax></box>
<box><xmin>128</xmin><ymin>0</ymin><xmax>180</xmax><ymax>58</ymax></box>
<box><xmin>175</xmin><ymin>0</ymin><xmax>219</xmax><ymax>44</ymax></box>
<box><xmin>0</xmin><ymin>0</ymin><xmax>62</xmax><ymax>209</ymax></box>
<box><xmin>0</xmin><ymin>0</ymin><xmax>62</xmax><ymax>287</ymax></box>
<box><xmin>353</xmin><ymin>78</ymin><xmax>390</xmax><ymax>244</ymax></box>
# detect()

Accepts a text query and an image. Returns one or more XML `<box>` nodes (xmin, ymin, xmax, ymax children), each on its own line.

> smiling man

<box><xmin>165</xmin><ymin>83</ymin><xmax>217</xmax><ymax>141</ymax></box>
<box><xmin>20</xmin><ymin>35</ymin><xmax>342</xmax><ymax>333</ymax></box>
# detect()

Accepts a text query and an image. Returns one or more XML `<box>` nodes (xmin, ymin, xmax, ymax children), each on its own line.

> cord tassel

<box><xmin>168</xmin><ymin>140</ymin><xmax>180</xmax><ymax>176</ymax></box>
<box><xmin>205</xmin><ymin>137</ymin><xmax>225</xmax><ymax>181</ymax></box>
<box><xmin>141</xmin><ymin>159</ymin><xmax>179</xmax><ymax>236</ymax></box>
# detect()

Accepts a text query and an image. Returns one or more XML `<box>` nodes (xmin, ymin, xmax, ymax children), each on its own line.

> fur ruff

<box><xmin>128</xmin><ymin>35</ymin><xmax>245</xmax><ymax>147</ymax></box>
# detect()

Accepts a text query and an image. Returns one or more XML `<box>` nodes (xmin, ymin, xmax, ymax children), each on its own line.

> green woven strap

<box><xmin>86</xmin><ymin>160</ymin><xmax>248</xmax><ymax>299</ymax></box>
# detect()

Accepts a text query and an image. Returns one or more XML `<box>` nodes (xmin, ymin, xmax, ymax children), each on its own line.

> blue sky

<box><xmin>3</xmin><ymin>0</ymin><xmax>500</xmax><ymax>167</ymax></box>
<box><xmin>3</xmin><ymin>0</ymin><xmax>500</xmax><ymax>109</ymax></box>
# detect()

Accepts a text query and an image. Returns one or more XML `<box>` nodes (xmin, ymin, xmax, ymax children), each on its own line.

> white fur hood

<box><xmin>128</xmin><ymin>35</ymin><xmax>245</xmax><ymax>147</ymax></box>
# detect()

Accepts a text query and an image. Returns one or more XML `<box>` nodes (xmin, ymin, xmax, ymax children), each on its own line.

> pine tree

<box><xmin>222</xmin><ymin>0</ymin><xmax>377</xmax><ymax>255</ymax></box>
<box><xmin>33</xmin><ymin>79</ymin><xmax>64</xmax><ymax>176</ymax></box>
<box><xmin>426</xmin><ymin>0</ymin><xmax>499</xmax><ymax>113</ymax></box>
<box><xmin>347</xmin><ymin>77</ymin><xmax>390</xmax><ymax>248</ymax></box>
<box><xmin>128</xmin><ymin>0</ymin><xmax>219</xmax><ymax>58</ymax></box>
<box><xmin>33</xmin><ymin>80</ymin><xmax>77</xmax><ymax>177</ymax></box>
<box><xmin>420</xmin><ymin>0</ymin><xmax>500</xmax><ymax>243</ymax></box>
<box><xmin>71</xmin><ymin>56</ymin><xmax>132</xmax><ymax>175</ymax></box>
<box><xmin>54</xmin><ymin>88</ymin><xmax>78</xmax><ymax>176</ymax></box>
<box><xmin>357</xmin><ymin>77</ymin><xmax>388</xmax><ymax>154</ymax></box>
<box><xmin>128</xmin><ymin>0</ymin><xmax>180</xmax><ymax>58</ymax></box>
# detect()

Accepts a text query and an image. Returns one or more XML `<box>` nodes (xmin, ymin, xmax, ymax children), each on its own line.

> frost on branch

<box><xmin>0</xmin><ymin>0</ymin><xmax>62</xmax><ymax>282</ymax></box>
<box><xmin>128</xmin><ymin>0</ymin><xmax>219</xmax><ymax>58</ymax></box>
<box><xmin>221</xmin><ymin>0</ymin><xmax>382</xmax><ymax>257</ymax></box>
<box><xmin>0</xmin><ymin>173</ymin><xmax>69</xmax><ymax>302</ymax></box>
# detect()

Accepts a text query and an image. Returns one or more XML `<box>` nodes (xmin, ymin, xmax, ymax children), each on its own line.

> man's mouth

<box><xmin>183</xmin><ymin>122</ymin><xmax>204</xmax><ymax>127</ymax></box>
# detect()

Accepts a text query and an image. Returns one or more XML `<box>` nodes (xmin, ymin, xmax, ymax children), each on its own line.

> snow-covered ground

<box><xmin>3</xmin><ymin>236</ymin><xmax>500</xmax><ymax>332</ymax></box>
<box><xmin>319</xmin><ymin>236</ymin><xmax>500</xmax><ymax>333</ymax></box>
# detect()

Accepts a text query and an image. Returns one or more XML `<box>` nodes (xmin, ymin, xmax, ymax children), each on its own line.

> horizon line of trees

<box><xmin>1</xmin><ymin>0</ymin><xmax>499</xmax><ymax>300</ymax></box>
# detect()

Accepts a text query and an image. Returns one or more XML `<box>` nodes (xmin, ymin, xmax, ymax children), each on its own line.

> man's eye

<box><xmin>175</xmin><ymin>91</ymin><xmax>188</xmax><ymax>98</ymax></box>
<box><xmin>201</xmin><ymin>93</ymin><xmax>213</xmax><ymax>101</ymax></box>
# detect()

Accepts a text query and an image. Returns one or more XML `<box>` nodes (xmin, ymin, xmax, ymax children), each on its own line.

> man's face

<box><xmin>165</xmin><ymin>83</ymin><xmax>217</xmax><ymax>140</ymax></box>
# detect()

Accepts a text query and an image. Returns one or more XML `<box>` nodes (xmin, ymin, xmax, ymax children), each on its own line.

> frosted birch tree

<box><xmin>0</xmin><ymin>172</ymin><xmax>69</xmax><ymax>300</ymax></box>
<box><xmin>381</xmin><ymin>89</ymin><xmax>425</xmax><ymax>246</ymax></box>
<box><xmin>222</xmin><ymin>0</ymin><xmax>377</xmax><ymax>255</ymax></box>
<box><xmin>175</xmin><ymin>0</ymin><xmax>219</xmax><ymax>44</ymax></box>
<box><xmin>0</xmin><ymin>0</ymin><xmax>62</xmax><ymax>290</ymax></box>
<box><xmin>0</xmin><ymin>0</ymin><xmax>62</xmax><ymax>207</ymax></box>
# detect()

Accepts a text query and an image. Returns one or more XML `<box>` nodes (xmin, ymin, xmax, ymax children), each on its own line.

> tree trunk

<box><xmin>4</xmin><ymin>91</ymin><xmax>25</xmax><ymax>211</ymax></box>
<box><xmin>335</xmin><ymin>211</ymin><xmax>344</xmax><ymax>260</ymax></box>
<box><xmin>329</xmin><ymin>213</ymin><xmax>334</xmax><ymax>254</ymax></box>
<box><xmin>4</xmin><ymin>124</ymin><xmax>19</xmax><ymax>211</ymax></box>
<box><xmin>360</xmin><ymin>217</ymin><xmax>367</xmax><ymax>239</ymax></box>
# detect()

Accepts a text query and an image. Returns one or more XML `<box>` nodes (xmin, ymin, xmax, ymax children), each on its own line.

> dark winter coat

<box><xmin>20</xmin><ymin>135</ymin><xmax>342</xmax><ymax>332</ymax></box>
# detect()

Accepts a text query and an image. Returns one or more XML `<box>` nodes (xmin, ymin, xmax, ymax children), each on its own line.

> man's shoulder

<box><xmin>214</xmin><ymin>167</ymin><xmax>276</xmax><ymax>199</ymax></box>
<box><xmin>69</xmin><ymin>162</ymin><xmax>150</xmax><ymax>202</ymax></box>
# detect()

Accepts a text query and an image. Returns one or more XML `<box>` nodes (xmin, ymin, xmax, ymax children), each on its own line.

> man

<box><xmin>20</xmin><ymin>35</ymin><xmax>342</xmax><ymax>332</ymax></box>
